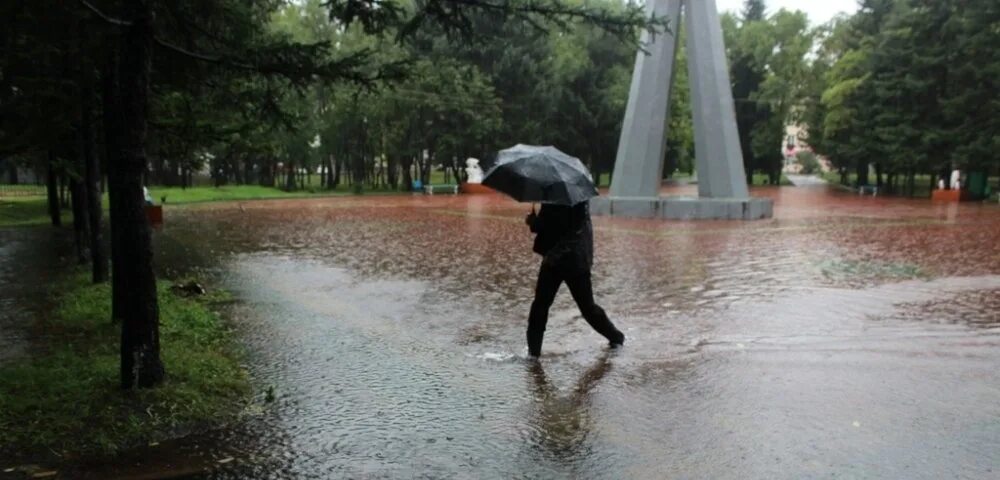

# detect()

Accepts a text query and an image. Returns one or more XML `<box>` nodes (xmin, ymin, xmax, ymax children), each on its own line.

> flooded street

<box><xmin>5</xmin><ymin>186</ymin><xmax>999</xmax><ymax>478</ymax></box>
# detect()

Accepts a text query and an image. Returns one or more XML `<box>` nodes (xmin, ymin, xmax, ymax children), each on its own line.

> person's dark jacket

<box><xmin>528</xmin><ymin>203</ymin><xmax>594</xmax><ymax>268</ymax></box>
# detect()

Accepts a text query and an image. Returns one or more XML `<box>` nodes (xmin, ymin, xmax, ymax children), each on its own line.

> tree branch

<box><xmin>152</xmin><ymin>36</ymin><xmax>405</xmax><ymax>88</ymax></box>
<box><xmin>154</xmin><ymin>36</ymin><xmax>229</xmax><ymax>65</ymax></box>
<box><xmin>78</xmin><ymin>0</ymin><xmax>133</xmax><ymax>27</ymax></box>
<box><xmin>326</xmin><ymin>0</ymin><xmax>668</xmax><ymax>43</ymax></box>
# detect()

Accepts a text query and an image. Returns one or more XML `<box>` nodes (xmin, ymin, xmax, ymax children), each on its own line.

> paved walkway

<box><xmin>786</xmin><ymin>174</ymin><xmax>828</xmax><ymax>186</ymax></box>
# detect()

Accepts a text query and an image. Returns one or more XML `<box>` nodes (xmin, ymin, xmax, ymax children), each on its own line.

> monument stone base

<box><xmin>590</xmin><ymin>196</ymin><xmax>773</xmax><ymax>220</ymax></box>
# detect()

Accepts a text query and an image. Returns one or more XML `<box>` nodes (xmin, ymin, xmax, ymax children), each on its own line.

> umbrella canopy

<box><xmin>482</xmin><ymin>144</ymin><xmax>598</xmax><ymax>206</ymax></box>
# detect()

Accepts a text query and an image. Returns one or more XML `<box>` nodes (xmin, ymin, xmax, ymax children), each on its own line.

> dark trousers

<box><xmin>527</xmin><ymin>257</ymin><xmax>624</xmax><ymax>357</ymax></box>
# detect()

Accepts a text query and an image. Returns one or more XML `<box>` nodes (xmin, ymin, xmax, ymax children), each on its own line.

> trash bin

<box><xmin>145</xmin><ymin>205</ymin><xmax>163</xmax><ymax>227</ymax></box>
<box><xmin>966</xmin><ymin>171</ymin><xmax>987</xmax><ymax>199</ymax></box>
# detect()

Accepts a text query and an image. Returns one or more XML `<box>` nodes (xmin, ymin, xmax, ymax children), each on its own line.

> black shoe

<box><xmin>609</xmin><ymin>333</ymin><xmax>625</xmax><ymax>349</ymax></box>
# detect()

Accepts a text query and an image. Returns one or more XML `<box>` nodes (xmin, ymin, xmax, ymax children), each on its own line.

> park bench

<box><xmin>423</xmin><ymin>184</ymin><xmax>459</xmax><ymax>195</ymax></box>
<box><xmin>858</xmin><ymin>185</ymin><xmax>878</xmax><ymax>196</ymax></box>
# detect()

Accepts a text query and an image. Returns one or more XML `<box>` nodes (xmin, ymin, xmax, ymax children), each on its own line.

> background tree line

<box><xmin>802</xmin><ymin>0</ymin><xmax>999</xmax><ymax>195</ymax></box>
<box><xmin>234</xmin><ymin>0</ymin><xmax>819</xmax><ymax>189</ymax></box>
<box><xmin>6</xmin><ymin>1</ymin><xmax>998</xmax><ymax>198</ymax></box>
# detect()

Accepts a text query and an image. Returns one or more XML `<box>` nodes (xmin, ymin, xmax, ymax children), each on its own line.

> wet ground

<box><xmin>0</xmin><ymin>228</ymin><xmax>73</xmax><ymax>365</ymax></box>
<box><xmin>3</xmin><ymin>185</ymin><xmax>999</xmax><ymax>479</ymax></box>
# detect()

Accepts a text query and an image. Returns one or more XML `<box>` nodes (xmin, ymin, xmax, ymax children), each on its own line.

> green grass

<box><xmin>823</xmin><ymin>171</ymin><xmax>937</xmax><ymax>197</ymax></box>
<box><xmin>149</xmin><ymin>184</ymin><xmax>344</xmax><ymax>204</ymax></box>
<box><xmin>0</xmin><ymin>182</ymin><xmax>412</xmax><ymax>228</ymax></box>
<box><xmin>149</xmin><ymin>180</ymin><xmax>427</xmax><ymax>205</ymax></box>
<box><xmin>0</xmin><ymin>197</ymin><xmax>68</xmax><ymax>228</ymax></box>
<box><xmin>0</xmin><ymin>274</ymin><xmax>250</xmax><ymax>458</ymax></box>
<box><xmin>0</xmin><ymin>184</ymin><xmax>46</xmax><ymax>196</ymax></box>
<box><xmin>821</xmin><ymin>172</ymin><xmax>1000</xmax><ymax>199</ymax></box>
<box><xmin>820</xmin><ymin>171</ymin><xmax>940</xmax><ymax>189</ymax></box>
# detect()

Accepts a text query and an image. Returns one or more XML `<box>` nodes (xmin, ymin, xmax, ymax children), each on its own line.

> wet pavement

<box><xmin>0</xmin><ymin>228</ymin><xmax>74</xmax><ymax>366</ymax></box>
<box><xmin>3</xmin><ymin>186</ymin><xmax>999</xmax><ymax>479</ymax></box>
<box><xmin>786</xmin><ymin>174</ymin><xmax>828</xmax><ymax>186</ymax></box>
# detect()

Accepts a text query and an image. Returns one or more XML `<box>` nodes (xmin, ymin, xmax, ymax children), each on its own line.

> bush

<box><xmin>796</xmin><ymin>151</ymin><xmax>821</xmax><ymax>174</ymax></box>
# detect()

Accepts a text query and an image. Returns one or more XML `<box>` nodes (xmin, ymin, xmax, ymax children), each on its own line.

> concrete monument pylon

<box><xmin>590</xmin><ymin>0</ymin><xmax>773</xmax><ymax>220</ymax></box>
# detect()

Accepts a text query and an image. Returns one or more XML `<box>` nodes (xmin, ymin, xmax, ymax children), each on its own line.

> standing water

<box><xmin>7</xmin><ymin>186</ymin><xmax>999</xmax><ymax>479</ymax></box>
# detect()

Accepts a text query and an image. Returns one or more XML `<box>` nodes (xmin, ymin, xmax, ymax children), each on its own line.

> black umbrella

<box><xmin>482</xmin><ymin>144</ymin><xmax>599</xmax><ymax>206</ymax></box>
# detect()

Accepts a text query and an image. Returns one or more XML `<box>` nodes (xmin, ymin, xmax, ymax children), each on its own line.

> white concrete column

<box><xmin>685</xmin><ymin>0</ymin><xmax>750</xmax><ymax>199</ymax></box>
<box><xmin>609</xmin><ymin>0</ymin><xmax>683</xmax><ymax>198</ymax></box>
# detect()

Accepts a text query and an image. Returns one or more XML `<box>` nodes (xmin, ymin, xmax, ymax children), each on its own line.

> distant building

<box><xmin>781</xmin><ymin>124</ymin><xmax>830</xmax><ymax>173</ymax></box>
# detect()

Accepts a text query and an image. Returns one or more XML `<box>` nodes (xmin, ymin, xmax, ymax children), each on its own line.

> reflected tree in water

<box><xmin>526</xmin><ymin>353</ymin><xmax>613</xmax><ymax>461</ymax></box>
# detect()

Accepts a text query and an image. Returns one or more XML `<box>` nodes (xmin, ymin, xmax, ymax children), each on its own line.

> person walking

<box><xmin>524</xmin><ymin>202</ymin><xmax>624</xmax><ymax>357</ymax></box>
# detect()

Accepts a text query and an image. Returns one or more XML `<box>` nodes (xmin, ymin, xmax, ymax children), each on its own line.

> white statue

<box><xmin>950</xmin><ymin>169</ymin><xmax>961</xmax><ymax>190</ymax></box>
<box><xmin>465</xmin><ymin>158</ymin><xmax>484</xmax><ymax>184</ymax></box>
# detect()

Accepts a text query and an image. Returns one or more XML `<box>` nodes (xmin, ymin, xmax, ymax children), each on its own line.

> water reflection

<box><xmin>525</xmin><ymin>354</ymin><xmax>612</xmax><ymax>464</ymax></box>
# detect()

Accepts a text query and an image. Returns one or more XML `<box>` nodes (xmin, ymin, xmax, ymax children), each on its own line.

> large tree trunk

<box><xmin>326</xmin><ymin>154</ymin><xmax>335</xmax><ymax>189</ymax></box>
<box><xmin>7</xmin><ymin>161</ymin><xmax>17</xmax><ymax>184</ymax></box>
<box><xmin>333</xmin><ymin>155</ymin><xmax>342</xmax><ymax>187</ymax></box>
<box><xmin>420</xmin><ymin>149</ymin><xmax>433</xmax><ymax>185</ymax></box>
<box><xmin>855</xmin><ymin>160</ymin><xmax>869</xmax><ymax>187</ymax></box>
<box><xmin>386</xmin><ymin>155</ymin><xmax>399</xmax><ymax>190</ymax></box>
<box><xmin>46</xmin><ymin>153</ymin><xmax>61</xmax><ymax>227</ymax></box>
<box><xmin>243</xmin><ymin>157</ymin><xmax>252</xmax><ymax>185</ymax></box>
<box><xmin>285</xmin><ymin>160</ymin><xmax>296</xmax><ymax>191</ymax></box>
<box><xmin>401</xmin><ymin>156</ymin><xmax>413</xmax><ymax>192</ymax></box>
<box><xmin>60</xmin><ymin>173</ymin><xmax>69</xmax><ymax>208</ymax></box>
<box><xmin>352</xmin><ymin>152</ymin><xmax>365</xmax><ymax>194</ymax></box>
<box><xmin>103</xmin><ymin>51</ymin><xmax>124</xmax><ymax>325</ymax></box>
<box><xmin>110</xmin><ymin>3</ymin><xmax>164</xmax><ymax>389</ymax></box>
<box><xmin>152</xmin><ymin>155</ymin><xmax>164</xmax><ymax>185</ymax></box>
<box><xmin>81</xmin><ymin>59</ymin><xmax>108</xmax><ymax>283</ymax></box>
<box><xmin>70</xmin><ymin>177</ymin><xmax>89</xmax><ymax>264</ymax></box>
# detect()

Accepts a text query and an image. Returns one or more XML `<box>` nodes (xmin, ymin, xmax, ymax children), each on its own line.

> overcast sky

<box><xmin>715</xmin><ymin>0</ymin><xmax>859</xmax><ymax>26</ymax></box>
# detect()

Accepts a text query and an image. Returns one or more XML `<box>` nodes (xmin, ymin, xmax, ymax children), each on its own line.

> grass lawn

<box><xmin>0</xmin><ymin>182</ymin><xmax>413</xmax><ymax>228</ymax></box>
<box><xmin>0</xmin><ymin>274</ymin><xmax>250</xmax><ymax>458</ymax></box>
<box><xmin>821</xmin><ymin>171</ymin><xmax>939</xmax><ymax>189</ymax></box>
<box><xmin>821</xmin><ymin>172</ymin><xmax>1000</xmax><ymax>199</ymax></box>
<box><xmin>0</xmin><ymin>197</ymin><xmax>68</xmax><ymax>228</ymax></box>
<box><xmin>149</xmin><ymin>184</ymin><xmax>348</xmax><ymax>204</ymax></box>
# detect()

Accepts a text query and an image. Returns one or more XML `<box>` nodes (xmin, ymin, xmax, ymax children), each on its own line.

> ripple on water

<box><xmin>39</xmin><ymin>190</ymin><xmax>1000</xmax><ymax>479</ymax></box>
